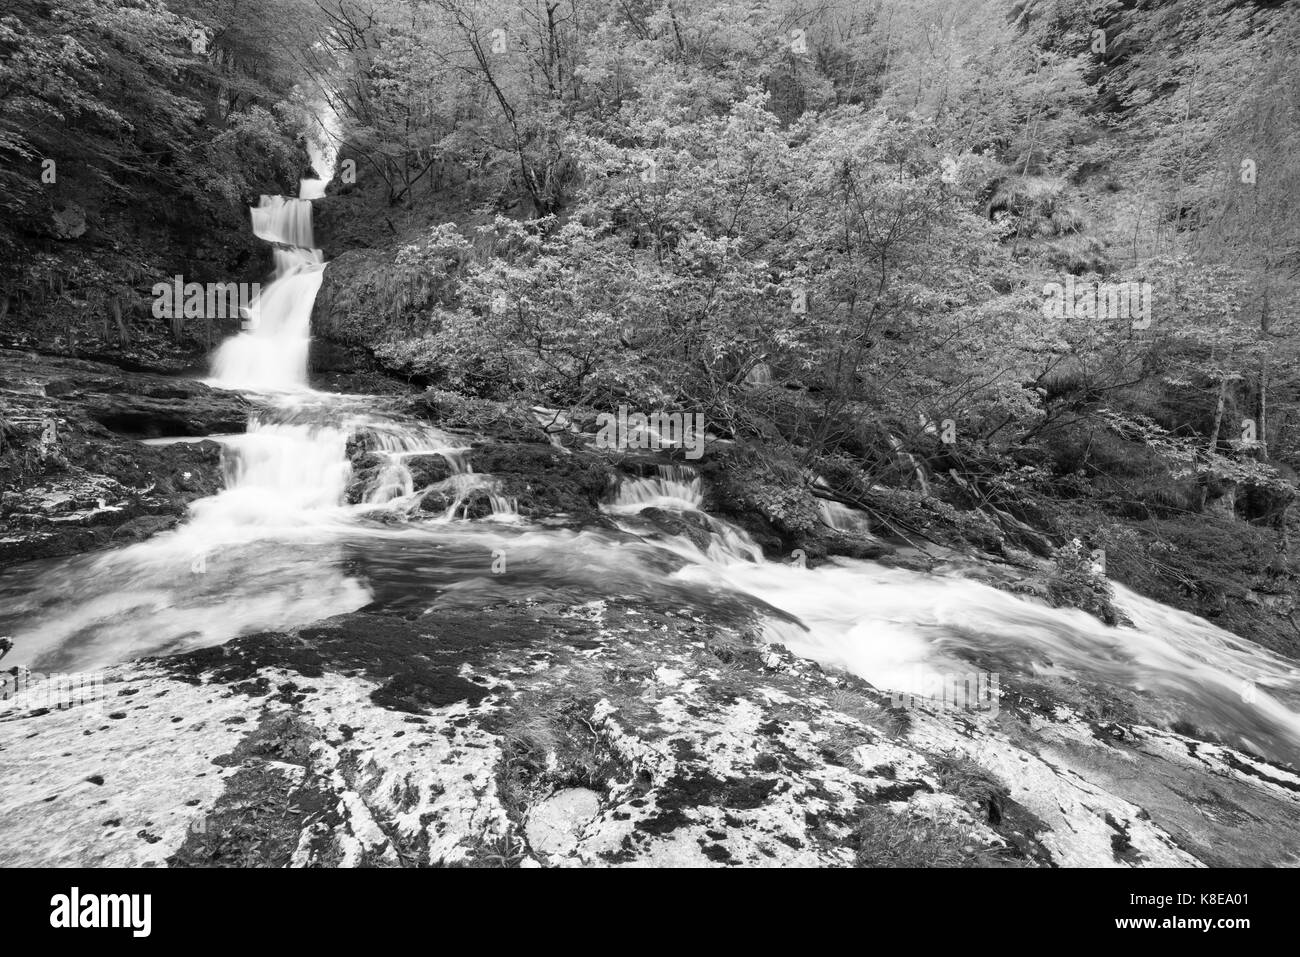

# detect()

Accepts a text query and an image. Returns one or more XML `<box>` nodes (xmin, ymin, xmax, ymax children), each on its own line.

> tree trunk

<box><xmin>1258</xmin><ymin>275</ymin><xmax>1271</xmax><ymax>459</ymax></box>
<box><xmin>1258</xmin><ymin>359</ymin><xmax>1269</xmax><ymax>459</ymax></box>
<box><xmin>113</xmin><ymin>298</ymin><xmax>129</xmax><ymax>345</ymax></box>
<box><xmin>1201</xmin><ymin>375</ymin><xmax>1228</xmax><ymax>510</ymax></box>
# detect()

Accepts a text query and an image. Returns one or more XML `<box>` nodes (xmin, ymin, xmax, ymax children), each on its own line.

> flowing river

<box><xmin>3</xmin><ymin>156</ymin><xmax>1300</xmax><ymax>773</ymax></box>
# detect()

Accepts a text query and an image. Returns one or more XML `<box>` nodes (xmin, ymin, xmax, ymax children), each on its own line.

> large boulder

<box><xmin>469</xmin><ymin>442</ymin><xmax>614</xmax><ymax>522</ymax></box>
<box><xmin>50</xmin><ymin>202</ymin><xmax>88</xmax><ymax>240</ymax></box>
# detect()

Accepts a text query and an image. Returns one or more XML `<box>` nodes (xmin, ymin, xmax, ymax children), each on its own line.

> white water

<box><xmin>596</xmin><ymin>465</ymin><xmax>1300</xmax><ymax>764</ymax></box>
<box><xmin>689</xmin><ymin>555</ymin><xmax>1300</xmax><ymax>760</ymax></box>
<box><xmin>6</xmin><ymin>409</ymin><xmax>1300</xmax><ymax>766</ymax></box>
<box><xmin>818</xmin><ymin>498</ymin><xmax>877</xmax><ymax>535</ymax></box>
<box><xmin>210</xmin><ymin>123</ymin><xmax>335</xmax><ymax>392</ymax></box>
<box><xmin>299</xmin><ymin>99</ymin><xmax>341</xmax><ymax>201</ymax></box>
<box><xmin>250</xmin><ymin>196</ymin><xmax>316</xmax><ymax>248</ymax></box>
<box><xmin>193</xmin><ymin>419</ymin><xmax>353</xmax><ymax>523</ymax></box>
<box><xmin>605</xmin><ymin>465</ymin><xmax>703</xmax><ymax>513</ymax></box>
<box><xmin>209</xmin><ymin>249</ymin><xmax>324</xmax><ymax>392</ymax></box>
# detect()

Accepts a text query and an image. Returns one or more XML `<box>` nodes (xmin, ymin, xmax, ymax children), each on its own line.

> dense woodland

<box><xmin>3</xmin><ymin>0</ymin><xmax>1300</xmax><ymax>650</ymax></box>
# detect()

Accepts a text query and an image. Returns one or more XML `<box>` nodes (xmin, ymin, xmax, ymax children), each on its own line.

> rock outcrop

<box><xmin>5</xmin><ymin>374</ymin><xmax>1300</xmax><ymax>868</ymax></box>
<box><xmin>4</xmin><ymin>597</ymin><xmax>1298</xmax><ymax>867</ymax></box>
<box><xmin>0</xmin><ymin>349</ymin><xmax>248</xmax><ymax>565</ymax></box>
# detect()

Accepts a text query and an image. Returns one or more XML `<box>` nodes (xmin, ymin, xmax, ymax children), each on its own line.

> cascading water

<box><xmin>6</xmin><ymin>428</ymin><xmax>1300</xmax><ymax>766</ymax></box>
<box><xmin>209</xmin><ymin>114</ymin><xmax>334</xmax><ymax>392</ymax></box>
<box><xmin>209</xmin><ymin>203</ymin><xmax>324</xmax><ymax>392</ymax></box>
<box><xmin>193</xmin><ymin>417</ymin><xmax>353</xmax><ymax>523</ymax></box>
<box><xmin>299</xmin><ymin>101</ymin><xmax>341</xmax><ymax>202</ymax></box>
<box><xmin>250</xmin><ymin>195</ymin><xmax>317</xmax><ymax>248</ymax></box>
<box><xmin>605</xmin><ymin>465</ymin><xmax>703</xmax><ymax>513</ymax></box>
<box><xmin>4</xmin><ymin>106</ymin><xmax>1300</xmax><ymax>776</ymax></box>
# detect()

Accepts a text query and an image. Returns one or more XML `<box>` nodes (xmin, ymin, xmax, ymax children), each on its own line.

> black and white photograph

<box><xmin>0</xmin><ymin>0</ymin><xmax>1294</xmax><ymax>929</ymax></box>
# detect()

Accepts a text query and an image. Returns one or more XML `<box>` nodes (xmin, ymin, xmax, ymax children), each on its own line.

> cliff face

<box><xmin>1</xmin><ymin>196</ymin><xmax>268</xmax><ymax>368</ymax></box>
<box><xmin>0</xmin><ymin>0</ymin><xmax>310</xmax><ymax>365</ymax></box>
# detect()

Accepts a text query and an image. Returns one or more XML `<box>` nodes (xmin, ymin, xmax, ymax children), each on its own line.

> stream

<box><xmin>3</xmin><ymin>150</ymin><xmax>1300</xmax><ymax>772</ymax></box>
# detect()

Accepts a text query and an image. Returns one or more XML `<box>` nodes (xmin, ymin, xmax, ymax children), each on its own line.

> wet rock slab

<box><xmin>3</xmin><ymin>598</ymin><xmax>1297</xmax><ymax>868</ymax></box>
<box><xmin>1</xmin><ymin>348</ymin><xmax>250</xmax><ymax>436</ymax></box>
<box><xmin>0</xmin><ymin>349</ymin><xmax>247</xmax><ymax>565</ymax></box>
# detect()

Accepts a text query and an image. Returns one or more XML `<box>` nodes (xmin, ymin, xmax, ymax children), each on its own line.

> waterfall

<box><xmin>5</xmin><ymin>105</ymin><xmax>1300</xmax><ymax>773</ymax></box>
<box><xmin>887</xmin><ymin>434</ymin><xmax>930</xmax><ymax>494</ymax></box>
<box><xmin>605</xmin><ymin>465</ymin><xmax>704</xmax><ymax>513</ymax></box>
<box><xmin>250</xmin><ymin>196</ymin><xmax>316</xmax><ymax>248</ymax></box>
<box><xmin>210</xmin><ymin>134</ymin><xmax>335</xmax><ymax>392</ymax></box>
<box><xmin>7</xmin><ymin>420</ymin><xmax>1300</xmax><ymax>767</ymax></box>
<box><xmin>209</xmin><ymin>245</ymin><xmax>323</xmax><ymax>392</ymax></box>
<box><xmin>818</xmin><ymin>499</ymin><xmax>872</xmax><ymax>533</ymax></box>
<box><xmin>188</xmin><ymin>418</ymin><xmax>354</xmax><ymax>526</ymax></box>
<box><xmin>299</xmin><ymin>101</ymin><xmax>341</xmax><ymax>201</ymax></box>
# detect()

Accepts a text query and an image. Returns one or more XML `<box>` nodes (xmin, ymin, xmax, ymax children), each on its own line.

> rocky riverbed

<box><xmin>3</xmin><ymin>350</ymin><xmax>1300</xmax><ymax>868</ymax></box>
<box><xmin>5</xmin><ymin>596</ymin><xmax>1300</xmax><ymax>867</ymax></box>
